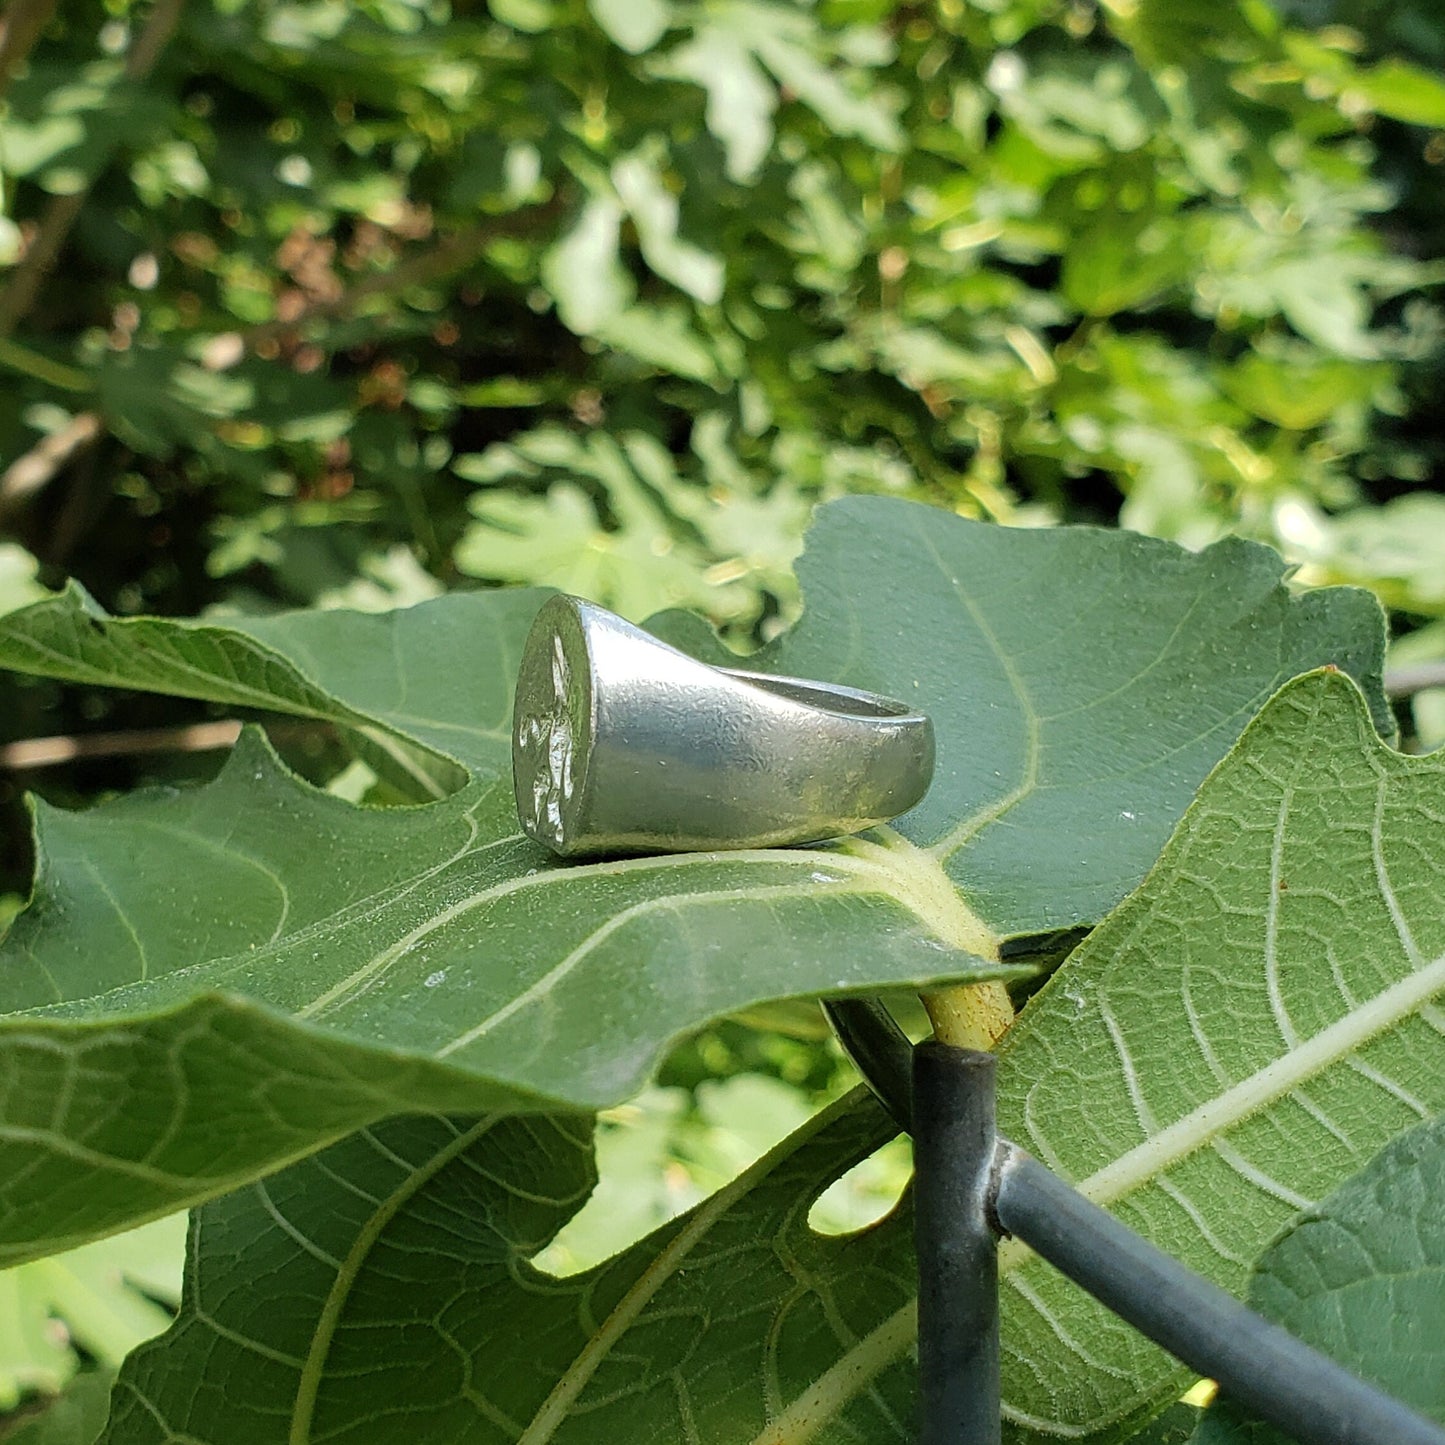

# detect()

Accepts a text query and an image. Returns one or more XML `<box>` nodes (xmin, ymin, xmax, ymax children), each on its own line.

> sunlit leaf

<box><xmin>540</xmin><ymin>197</ymin><xmax>634</xmax><ymax>334</ymax></box>
<box><xmin>754</xmin><ymin>33</ymin><xmax>902</xmax><ymax>149</ymax></box>
<box><xmin>0</xmin><ymin>545</ymin><xmax>46</xmax><ymax>618</ymax></box>
<box><xmin>0</xmin><ymin>500</ymin><xmax>1386</xmax><ymax>1265</ymax></box>
<box><xmin>612</xmin><ymin>151</ymin><xmax>725</xmax><ymax>304</ymax></box>
<box><xmin>1193</xmin><ymin>1114</ymin><xmax>1445</xmax><ymax>1444</ymax></box>
<box><xmin>665</xmin><ymin>28</ymin><xmax>777</xmax><ymax>182</ymax></box>
<box><xmin>1346</xmin><ymin>59</ymin><xmax>1445</xmax><ymax>128</ymax></box>
<box><xmin>97</xmin><ymin>670</ymin><xmax>1445</xmax><ymax>1445</ymax></box>
<box><xmin>589</xmin><ymin>0</ymin><xmax>669</xmax><ymax>55</ymax></box>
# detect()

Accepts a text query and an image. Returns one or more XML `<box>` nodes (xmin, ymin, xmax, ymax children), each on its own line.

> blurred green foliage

<box><xmin>0</xmin><ymin>1215</ymin><xmax>184</xmax><ymax>1412</ymax></box>
<box><xmin>0</xmin><ymin>0</ymin><xmax>1442</xmax><ymax>647</ymax></box>
<box><xmin>1</xmin><ymin>1</ymin><xmax>1443</xmax><ymax>1427</ymax></box>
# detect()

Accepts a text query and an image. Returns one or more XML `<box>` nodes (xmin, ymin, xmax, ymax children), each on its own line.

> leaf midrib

<box><xmin>289</xmin><ymin>1116</ymin><xmax>507</xmax><ymax>1445</ymax></box>
<box><xmin>8</xmin><ymin>825</ymin><xmax>1005</xmax><ymax>1114</ymax></box>
<box><xmin>515</xmin><ymin>1100</ymin><xmax>857</xmax><ymax>1445</ymax></box>
<box><xmin>298</xmin><ymin>834</ymin><xmax>1002</xmax><ymax>1036</ymax></box>
<box><xmin>1028</xmin><ymin>945</ymin><xmax>1445</xmax><ymax>1241</ymax></box>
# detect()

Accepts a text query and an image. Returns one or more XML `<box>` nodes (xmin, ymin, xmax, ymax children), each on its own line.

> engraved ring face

<box><xmin>512</xmin><ymin>603</ymin><xmax>593</xmax><ymax>851</ymax></box>
<box><xmin>511</xmin><ymin>595</ymin><xmax>934</xmax><ymax>858</ymax></box>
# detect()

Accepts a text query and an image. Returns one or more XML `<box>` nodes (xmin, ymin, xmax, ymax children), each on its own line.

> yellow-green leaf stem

<box><xmin>921</xmin><ymin>979</ymin><xmax>1015</xmax><ymax>1051</ymax></box>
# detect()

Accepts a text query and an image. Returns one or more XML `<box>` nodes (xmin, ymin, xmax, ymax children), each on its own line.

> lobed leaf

<box><xmin>0</xmin><ymin>501</ymin><xmax>1390</xmax><ymax>1265</ymax></box>
<box><xmin>96</xmin><ymin>672</ymin><xmax>1445</xmax><ymax>1445</ymax></box>
<box><xmin>541</xmin><ymin>197</ymin><xmax>635</xmax><ymax>335</ymax></box>
<box><xmin>664</xmin><ymin>28</ymin><xmax>776</xmax><ymax>183</ymax></box>
<box><xmin>589</xmin><ymin>0</ymin><xmax>670</xmax><ymax>55</ymax></box>
<box><xmin>100</xmin><ymin>1095</ymin><xmax>912</xmax><ymax>1445</ymax></box>
<box><xmin>762</xmin><ymin>498</ymin><xmax>1391</xmax><ymax>936</ymax></box>
<box><xmin>1193</xmin><ymin>1114</ymin><xmax>1445</xmax><ymax>1444</ymax></box>
<box><xmin>987</xmin><ymin>669</ymin><xmax>1445</xmax><ymax>1439</ymax></box>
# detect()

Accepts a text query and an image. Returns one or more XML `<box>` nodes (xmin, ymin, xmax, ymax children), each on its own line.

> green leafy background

<box><xmin>3</xmin><ymin>0</ymin><xmax>1445</xmax><ymax>1434</ymax></box>
<box><xmin>2</xmin><ymin>0</ymin><xmax>1445</xmax><ymax>667</ymax></box>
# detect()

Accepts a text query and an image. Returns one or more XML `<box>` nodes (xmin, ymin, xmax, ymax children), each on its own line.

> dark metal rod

<box><xmin>913</xmin><ymin>1041</ymin><xmax>1000</xmax><ymax>1445</ymax></box>
<box><xmin>993</xmin><ymin>1145</ymin><xmax>1445</xmax><ymax>1445</ymax></box>
<box><xmin>823</xmin><ymin>997</ymin><xmax>914</xmax><ymax>1128</ymax></box>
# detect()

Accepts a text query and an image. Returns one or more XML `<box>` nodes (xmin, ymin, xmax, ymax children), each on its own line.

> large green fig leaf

<box><xmin>1193</xmin><ymin>1114</ymin><xmax>1445</xmax><ymax>1445</ymax></box>
<box><xmin>0</xmin><ymin>499</ymin><xmax>1387</xmax><ymax>1263</ymax></box>
<box><xmin>729</xmin><ymin>669</ymin><xmax>1441</xmax><ymax>1444</ymax></box>
<box><xmin>100</xmin><ymin>1095</ymin><xmax>910</xmax><ymax>1445</ymax></box>
<box><xmin>764</xmin><ymin>501</ymin><xmax>1391</xmax><ymax>935</ymax></box>
<box><xmin>0</xmin><ymin>729</ymin><xmax>990</xmax><ymax>1266</ymax></box>
<box><xmin>988</xmin><ymin>668</ymin><xmax>1445</xmax><ymax>1440</ymax></box>
<box><xmin>89</xmin><ymin>670</ymin><xmax>1445</xmax><ymax>1445</ymax></box>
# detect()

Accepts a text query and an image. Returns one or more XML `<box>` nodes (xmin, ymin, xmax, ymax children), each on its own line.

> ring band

<box><xmin>512</xmin><ymin>595</ymin><xmax>935</xmax><ymax>857</ymax></box>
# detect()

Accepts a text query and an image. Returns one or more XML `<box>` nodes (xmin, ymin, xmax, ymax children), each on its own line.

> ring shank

<box><xmin>512</xmin><ymin>597</ymin><xmax>935</xmax><ymax>856</ymax></box>
<box><xmin>720</xmin><ymin>668</ymin><xmax>920</xmax><ymax>720</ymax></box>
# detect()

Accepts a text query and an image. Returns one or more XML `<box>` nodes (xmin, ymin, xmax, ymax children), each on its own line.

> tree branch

<box><xmin>0</xmin><ymin>717</ymin><xmax>329</xmax><ymax>770</ymax></box>
<box><xmin>0</xmin><ymin>409</ymin><xmax>102</xmax><ymax>517</ymax></box>
<box><xmin>0</xmin><ymin>188</ymin><xmax>562</xmax><ymax>513</ymax></box>
<box><xmin>0</xmin><ymin>212</ymin><xmax>551</xmax><ymax>512</ymax></box>
<box><xmin>1385</xmin><ymin>663</ymin><xmax>1445</xmax><ymax>699</ymax></box>
<box><xmin>0</xmin><ymin>0</ymin><xmax>58</xmax><ymax>100</ymax></box>
<box><xmin>0</xmin><ymin>191</ymin><xmax>83</xmax><ymax>337</ymax></box>
<box><xmin>122</xmin><ymin>0</ymin><xmax>184</xmax><ymax>80</ymax></box>
<box><xmin>0</xmin><ymin>720</ymin><xmax>242</xmax><ymax>770</ymax></box>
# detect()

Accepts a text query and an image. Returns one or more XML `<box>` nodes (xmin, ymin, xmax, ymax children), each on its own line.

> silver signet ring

<box><xmin>511</xmin><ymin>595</ymin><xmax>935</xmax><ymax>857</ymax></box>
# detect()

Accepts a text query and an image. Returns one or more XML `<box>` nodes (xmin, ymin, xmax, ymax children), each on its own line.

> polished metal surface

<box><xmin>512</xmin><ymin>594</ymin><xmax>935</xmax><ymax>856</ymax></box>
